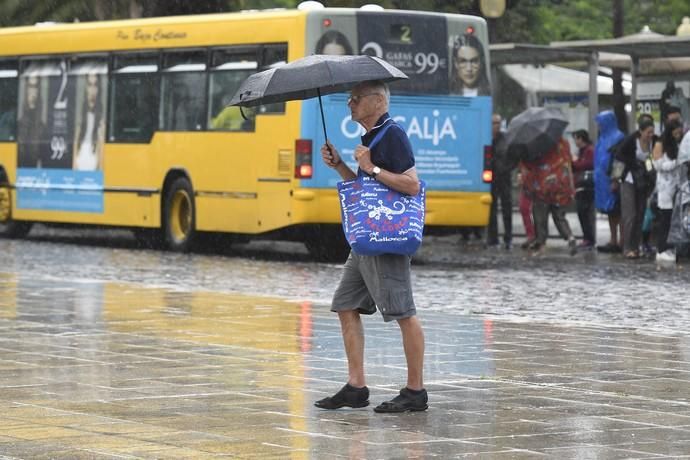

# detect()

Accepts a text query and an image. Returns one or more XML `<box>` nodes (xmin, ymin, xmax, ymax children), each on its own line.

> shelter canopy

<box><xmin>553</xmin><ymin>33</ymin><xmax>690</xmax><ymax>130</ymax></box>
<box><xmin>502</xmin><ymin>64</ymin><xmax>630</xmax><ymax>96</ymax></box>
<box><xmin>490</xmin><ymin>33</ymin><xmax>690</xmax><ymax>134</ymax></box>
<box><xmin>552</xmin><ymin>34</ymin><xmax>690</xmax><ymax>60</ymax></box>
<box><xmin>489</xmin><ymin>43</ymin><xmax>592</xmax><ymax>66</ymax></box>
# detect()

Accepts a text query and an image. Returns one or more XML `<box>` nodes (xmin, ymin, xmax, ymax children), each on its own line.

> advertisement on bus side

<box><xmin>15</xmin><ymin>58</ymin><xmax>106</xmax><ymax>213</ymax></box>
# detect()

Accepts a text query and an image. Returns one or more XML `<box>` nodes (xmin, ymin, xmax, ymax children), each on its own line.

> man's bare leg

<box><xmin>339</xmin><ymin>310</ymin><xmax>365</xmax><ymax>387</ymax></box>
<box><xmin>314</xmin><ymin>309</ymin><xmax>369</xmax><ymax>409</ymax></box>
<box><xmin>397</xmin><ymin>316</ymin><xmax>424</xmax><ymax>390</ymax></box>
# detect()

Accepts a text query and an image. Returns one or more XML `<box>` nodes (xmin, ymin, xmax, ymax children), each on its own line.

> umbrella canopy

<box><xmin>229</xmin><ymin>54</ymin><xmax>407</xmax><ymax>145</ymax></box>
<box><xmin>503</xmin><ymin>107</ymin><xmax>569</xmax><ymax>162</ymax></box>
<box><xmin>229</xmin><ymin>54</ymin><xmax>408</xmax><ymax>107</ymax></box>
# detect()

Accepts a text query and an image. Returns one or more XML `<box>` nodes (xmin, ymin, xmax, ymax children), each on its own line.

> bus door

<box><xmin>252</xmin><ymin>45</ymin><xmax>294</xmax><ymax>233</ymax></box>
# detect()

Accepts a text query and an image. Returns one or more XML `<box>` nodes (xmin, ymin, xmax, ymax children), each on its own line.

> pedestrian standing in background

<box><xmin>615</xmin><ymin>117</ymin><xmax>656</xmax><ymax>259</ymax></box>
<box><xmin>571</xmin><ymin>130</ymin><xmax>595</xmax><ymax>249</ymax></box>
<box><xmin>315</xmin><ymin>80</ymin><xmax>427</xmax><ymax>413</ymax></box>
<box><xmin>638</xmin><ymin>113</ymin><xmax>657</xmax><ymax>257</ymax></box>
<box><xmin>652</xmin><ymin>119</ymin><xmax>684</xmax><ymax>262</ymax></box>
<box><xmin>593</xmin><ymin>111</ymin><xmax>625</xmax><ymax>254</ymax></box>
<box><xmin>486</xmin><ymin>113</ymin><xmax>513</xmax><ymax>250</ymax></box>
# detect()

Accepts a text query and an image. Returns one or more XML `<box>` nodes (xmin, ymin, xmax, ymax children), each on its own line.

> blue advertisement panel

<box><xmin>16</xmin><ymin>168</ymin><xmax>104</xmax><ymax>213</ymax></box>
<box><xmin>301</xmin><ymin>93</ymin><xmax>491</xmax><ymax>192</ymax></box>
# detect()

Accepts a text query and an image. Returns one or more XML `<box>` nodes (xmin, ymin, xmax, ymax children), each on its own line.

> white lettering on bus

<box><xmin>393</xmin><ymin>111</ymin><xmax>457</xmax><ymax>146</ymax></box>
<box><xmin>360</xmin><ymin>41</ymin><xmax>383</xmax><ymax>58</ymax></box>
<box><xmin>341</xmin><ymin>116</ymin><xmax>365</xmax><ymax>139</ymax></box>
<box><xmin>340</xmin><ymin>111</ymin><xmax>457</xmax><ymax>146</ymax></box>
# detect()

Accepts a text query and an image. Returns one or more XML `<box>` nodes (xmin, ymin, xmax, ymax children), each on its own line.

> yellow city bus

<box><xmin>0</xmin><ymin>5</ymin><xmax>493</xmax><ymax>261</ymax></box>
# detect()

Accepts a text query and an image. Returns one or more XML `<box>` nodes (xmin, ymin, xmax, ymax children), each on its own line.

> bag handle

<box><xmin>367</xmin><ymin>120</ymin><xmax>393</xmax><ymax>150</ymax></box>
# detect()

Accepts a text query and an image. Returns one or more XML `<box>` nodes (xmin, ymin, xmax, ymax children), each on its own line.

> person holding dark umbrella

<box><xmin>314</xmin><ymin>80</ymin><xmax>428</xmax><ymax>413</ymax></box>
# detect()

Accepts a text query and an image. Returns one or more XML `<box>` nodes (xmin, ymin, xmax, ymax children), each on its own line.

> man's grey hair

<box><xmin>359</xmin><ymin>80</ymin><xmax>390</xmax><ymax>106</ymax></box>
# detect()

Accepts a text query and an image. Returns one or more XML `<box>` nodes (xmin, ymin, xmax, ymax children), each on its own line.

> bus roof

<box><xmin>0</xmin><ymin>7</ymin><xmax>485</xmax><ymax>36</ymax></box>
<box><xmin>0</xmin><ymin>7</ymin><xmax>486</xmax><ymax>57</ymax></box>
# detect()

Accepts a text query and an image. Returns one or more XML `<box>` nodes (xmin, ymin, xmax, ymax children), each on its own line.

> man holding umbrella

<box><xmin>314</xmin><ymin>80</ymin><xmax>428</xmax><ymax>413</ymax></box>
<box><xmin>229</xmin><ymin>54</ymin><xmax>424</xmax><ymax>412</ymax></box>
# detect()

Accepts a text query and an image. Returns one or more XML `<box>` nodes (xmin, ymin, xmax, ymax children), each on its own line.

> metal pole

<box><xmin>629</xmin><ymin>56</ymin><xmax>639</xmax><ymax>133</ymax></box>
<box><xmin>588</xmin><ymin>51</ymin><xmax>599</xmax><ymax>143</ymax></box>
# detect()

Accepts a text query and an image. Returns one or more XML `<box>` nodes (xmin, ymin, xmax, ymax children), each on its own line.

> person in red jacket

<box><xmin>572</xmin><ymin>130</ymin><xmax>596</xmax><ymax>249</ymax></box>
<box><xmin>520</xmin><ymin>137</ymin><xmax>577</xmax><ymax>255</ymax></box>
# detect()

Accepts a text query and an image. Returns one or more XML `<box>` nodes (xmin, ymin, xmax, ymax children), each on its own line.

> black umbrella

<box><xmin>503</xmin><ymin>107</ymin><xmax>569</xmax><ymax>162</ymax></box>
<box><xmin>229</xmin><ymin>54</ymin><xmax>408</xmax><ymax>144</ymax></box>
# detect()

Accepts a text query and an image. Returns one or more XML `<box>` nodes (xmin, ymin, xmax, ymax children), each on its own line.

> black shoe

<box><xmin>568</xmin><ymin>238</ymin><xmax>577</xmax><ymax>256</ymax></box>
<box><xmin>314</xmin><ymin>383</ymin><xmax>369</xmax><ymax>409</ymax></box>
<box><xmin>597</xmin><ymin>243</ymin><xmax>621</xmax><ymax>253</ymax></box>
<box><xmin>374</xmin><ymin>388</ymin><xmax>428</xmax><ymax>413</ymax></box>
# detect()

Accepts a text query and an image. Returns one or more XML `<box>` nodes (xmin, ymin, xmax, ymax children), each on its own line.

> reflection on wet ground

<box><xmin>1</xmin><ymin>274</ymin><xmax>690</xmax><ymax>457</ymax></box>
<box><xmin>5</xmin><ymin>226</ymin><xmax>690</xmax><ymax>333</ymax></box>
<box><xmin>2</xmin><ymin>231</ymin><xmax>690</xmax><ymax>457</ymax></box>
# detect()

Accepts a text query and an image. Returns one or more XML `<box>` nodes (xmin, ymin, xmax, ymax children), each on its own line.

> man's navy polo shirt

<box><xmin>360</xmin><ymin>113</ymin><xmax>415</xmax><ymax>175</ymax></box>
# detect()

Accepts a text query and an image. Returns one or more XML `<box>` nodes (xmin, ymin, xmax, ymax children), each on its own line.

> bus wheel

<box><xmin>304</xmin><ymin>225</ymin><xmax>350</xmax><ymax>263</ymax></box>
<box><xmin>163</xmin><ymin>177</ymin><xmax>195</xmax><ymax>252</ymax></box>
<box><xmin>0</xmin><ymin>184</ymin><xmax>32</xmax><ymax>239</ymax></box>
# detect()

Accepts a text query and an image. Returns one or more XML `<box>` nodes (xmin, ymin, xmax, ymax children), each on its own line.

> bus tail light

<box><xmin>295</xmin><ymin>139</ymin><xmax>313</xmax><ymax>179</ymax></box>
<box><xmin>482</xmin><ymin>145</ymin><xmax>493</xmax><ymax>183</ymax></box>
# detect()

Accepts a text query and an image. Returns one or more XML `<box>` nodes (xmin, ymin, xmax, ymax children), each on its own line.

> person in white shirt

<box><xmin>652</xmin><ymin>119</ymin><xmax>684</xmax><ymax>261</ymax></box>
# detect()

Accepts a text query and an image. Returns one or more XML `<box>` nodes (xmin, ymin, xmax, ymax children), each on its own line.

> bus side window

<box><xmin>110</xmin><ymin>53</ymin><xmax>159</xmax><ymax>143</ymax></box>
<box><xmin>208</xmin><ymin>47</ymin><xmax>258</xmax><ymax>132</ymax></box>
<box><xmin>160</xmin><ymin>50</ymin><xmax>207</xmax><ymax>132</ymax></box>
<box><xmin>257</xmin><ymin>44</ymin><xmax>287</xmax><ymax>115</ymax></box>
<box><xmin>0</xmin><ymin>60</ymin><xmax>18</xmax><ymax>142</ymax></box>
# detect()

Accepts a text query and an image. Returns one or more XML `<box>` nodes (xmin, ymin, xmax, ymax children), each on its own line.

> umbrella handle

<box><xmin>317</xmin><ymin>89</ymin><xmax>333</xmax><ymax>156</ymax></box>
<box><xmin>239</xmin><ymin>106</ymin><xmax>248</xmax><ymax>121</ymax></box>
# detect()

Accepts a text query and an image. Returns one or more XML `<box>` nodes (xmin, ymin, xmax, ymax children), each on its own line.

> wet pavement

<box><xmin>1</xmin><ymin>225</ymin><xmax>690</xmax><ymax>458</ymax></box>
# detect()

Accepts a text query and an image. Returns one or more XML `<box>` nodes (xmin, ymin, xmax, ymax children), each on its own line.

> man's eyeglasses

<box><xmin>347</xmin><ymin>93</ymin><xmax>380</xmax><ymax>105</ymax></box>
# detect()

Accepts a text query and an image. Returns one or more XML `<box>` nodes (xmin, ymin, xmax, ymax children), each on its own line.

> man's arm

<box><xmin>369</xmin><ymin>165</ymin><xmax>420</xmax><ymax>196</ymax></box>
<box><xmin>354</xmin><ymin>143</ymin><xmax>419</xmax><ymax>195</ymax></box>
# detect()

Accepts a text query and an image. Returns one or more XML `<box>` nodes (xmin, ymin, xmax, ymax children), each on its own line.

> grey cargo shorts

<box><xmin>331</xmin><ymin>252</ymin><xmax>416</xmax><ymax>322</ymax></box>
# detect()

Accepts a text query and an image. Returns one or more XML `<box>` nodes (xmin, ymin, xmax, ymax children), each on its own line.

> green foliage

<box><xmin>624</xmin><ymin>0</ymin><xmax>690</xmax><ymax>36</ymax></box>
<box><xmin>494</xmin><ymin>0</ymin><xmax>690</xmax><ymax>43</ymax></box>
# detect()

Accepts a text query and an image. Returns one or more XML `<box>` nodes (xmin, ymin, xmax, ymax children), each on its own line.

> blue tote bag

<box><xmin>336</xmin><ymin>124</ymin><xmax>426</xmax><ymax>256</ymax></box>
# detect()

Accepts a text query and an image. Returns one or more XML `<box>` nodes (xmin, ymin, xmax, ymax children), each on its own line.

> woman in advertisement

<box><xmin>17</xmin><ymin>74</ymin><xmax>47</xmax><ymax>168</ymax></box>
<box><xmin>73</xmin><ymin>71</ymin><xmax>105</xmax><ymax>171</ymax></box>
<box><xmin>450</xmin><ymin>34</ymin><xmax>490</xmax><ymax>97</ymax></box>
<box><xmin>315</xmin><ymin>30</ymin><xmax>353</xmax><ymax>56</ymax></box>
